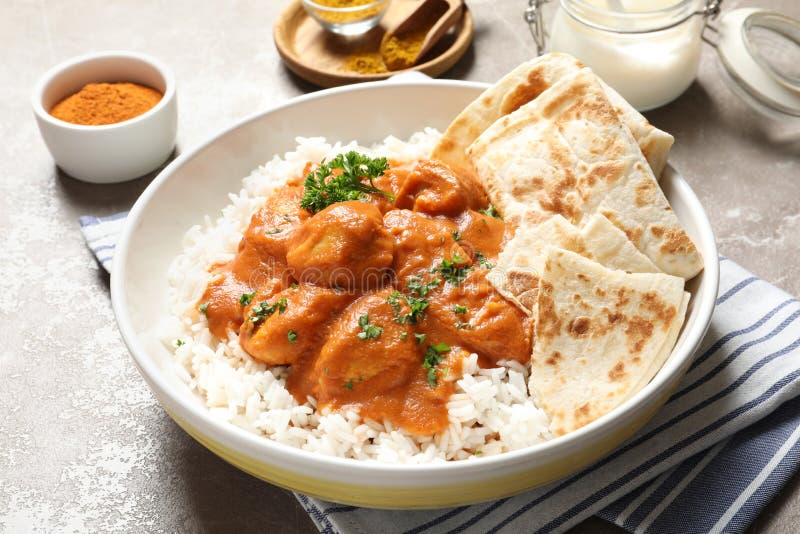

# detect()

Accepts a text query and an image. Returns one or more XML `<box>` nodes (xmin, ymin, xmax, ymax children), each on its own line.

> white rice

<box><xmin>164</xmin><ymin>131</ymin><xmax>551</xmax><ymax>463</ymax></box>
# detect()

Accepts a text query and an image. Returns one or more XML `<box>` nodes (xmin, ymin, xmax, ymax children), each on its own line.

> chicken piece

<box><xmin>199</xmin><ymin>186</ymin><xmax>309</xmax><ymax>339</ymax></box>
<box><xmin>426</xmin><ymin>269</ymin><xmax>533</xmax><ymax>366</ymax></box>
<box><xmin>395</xmin><ymin>160</ymin><xmax>489</xmax><ymax>216</ymax></box>
<box><xmin>452</xmin><ymin>209</ymin><xmax>509</xmax><ymax>262</ymax></box>
<box><xmin>200</xmin><ymin>274</ymin><xmax>282</xmax><ymax>340</ymax></box>
<box><xmin>286</xmin><ymin>201</ymin><xmax>394</xmax><ymax>290</ymax></box>
<box><xmin>239</xmin><ymin>284</ymin><xmax>355</xmax><ymax>366</ymax></box>
<box><xmin>383</xmin><ymin>209</ymin><xmax>470</xmax><ymax>282</ymax></box>
<box><xmin>364</xmin><ymin>167</ymin><xmax>412</xmax><ymax>214</ymax></box>
<box><xmin>236</xmin><ymin>185</ymin><xmax>309</xmax><ymax>274</ymax></box>
<box><xmin>312</xmin><ymin>290</ymin><xmax>419</xmax><ymax>402</ymax></box>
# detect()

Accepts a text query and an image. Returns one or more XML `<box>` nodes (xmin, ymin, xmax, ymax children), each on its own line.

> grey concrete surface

<box><xmin>1</xmin><ymin>0</ymin><xmax>798</xmax><ymax>532</ymax></box>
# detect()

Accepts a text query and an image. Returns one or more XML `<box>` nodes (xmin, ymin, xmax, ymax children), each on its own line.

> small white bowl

<box><xmin>32</xmin><ymin>51</ymin><xmax>178</xmax><ymax>184</ymax></box>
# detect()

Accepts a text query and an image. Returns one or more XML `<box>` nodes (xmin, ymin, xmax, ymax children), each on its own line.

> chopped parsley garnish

<box><xmin>406</xmin><ymin>276</ymin><xmax>440</xmax><ymax>297</ymax></box>
<box><xmin>357</xmin><ymin>314</ymin><xmax>383</xmax><ymax>340</ymax></box>
<box><xmin>239</xmin><ymin>291</ymin><xmax>257</xmax><ymax>306</ymax></box>
<box><xmin>452</xmin><ymin>304</ymin><xmax>467</xmax><ymax>315</ymax></box>
<box><xmin>425</xmin><ymin>368</ymin><xmax>437</xmax><ymax>387</ymax></box>
<box><xmin>433</xmin><ymin>255</ymin><xmax>472</xmax><ymax>286</ymax></box>
<box><xmin>388</xmin><ymin>288</ymin><xmax>429</xmax><ymax>325</ymax></box>
<box><xmin>344</xmin><ymin>380</ymin><xmax>354</xmax><ymax>390</ymax></box>
<box><xmin>386</xmin><ymin>275</ymin><xmax>443</xmax><ymax>326</ymax></box>
<box><xmin>414</xmin><ymin>333</ymin><xmax>427</xmax><ymax>345</ymax></box>
<box><xmin>475</xmin><ymin>450</ymin><xmax>483</xmax><ymax>456</ymax></box>
<box><xmin>175</xmin><ymin>339</ymin><xmax>185</xmax><ymax>347</ymax></box>
<box><xmin>480</xmin><ymin>204</ymin><xmax>502</xmax><ymax>219</ymax></box>
<box><xmin>475</xmin><ymin>250</ymin><xmax>494</xmax><ymax>269</ymax></box>
<box><xmin>299</xmin><ymin>151</ymin><xmax>393</xmax><ymax>213</ymax></box>
<box><xmin>400</xmin><ymin>332</ymin><xmax>407</xmax><ymax>341</ymax></box>
<box><xmin>287</xmin><ymin>330</ymin><xmax>297</xmax><ymax>343</ymax></box>
<box><xmin>452</xmin><ymin>231</ymin><xmax>462</xmax><ymax>241</ymax></box>
<box><xmin>291</xmin><ymin>282</ymin><xmax>299</xmax><ymax>290</ymax></box>
<box><xmin>455</xmin><ymin>321</ymin><xmax>473</xmax><ymax>330</ymax></box>
<box><xmin>422</xmin><ymin>343</ymin><xmax>451</xmax><ymax>387</ymax></box>
<box><xmin>198</xmin><ymin>302</ymin><xmax>209</xmax><ymax>315</ymax></box>
<box><xmin>266</xmin><ymin>228</ymin><xmax>282</xmax><ymax>234</ymax></box>
<box><xmin>249</xmin><ymin>297</ymin><xmax>288</xmax><ymax>324</ymax></box>
<box><xmin>387</xmin><ymin>290</ymin><xmax>403</xmax><ymax>314</ymax></box>
<box><xmin>397</xmin><ymin>295</ymin><xmax>429</xmax><ymax>324</ymax></box>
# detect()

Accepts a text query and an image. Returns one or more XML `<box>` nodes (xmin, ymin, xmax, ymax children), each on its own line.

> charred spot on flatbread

<box><xmin>608</xmin><ymin>362</ymin><xmax>626</xmax><ymax>381</ymax></box>
<box><xmin>501</xmin><ymin>66</ymin><xmax>551</xmax><ymax>114</ymax></box>
<box><xmin>567</xmin><ymin>316</ymin><xmax>591</xmax><ymax>337</ymax></box>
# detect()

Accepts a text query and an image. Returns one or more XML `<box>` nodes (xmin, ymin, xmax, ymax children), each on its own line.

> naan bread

<box><xmin>530</xmin><ymin>248</ymin><xmax>687</xmax><ymax>436</ymax></box>
<box><xmin>431</xmin><ymin>53</ymin><xmax>673</xmax><ymax>178</ymax></box>
<box><xmin>487</xmin><ymin>214</ymin><xmax>586</xmax><ymax>314</ymax></box>
<box><xmin>580</xmin><ymin>213</ymin><xmax>660</xmax><ymax>274</ymax></box>
<box><xmin>488</xmin><ymin>213</ymin><xmax>660</xmax><ymax>314</ymax></box>
<box><xmin>634</xmin><ymin>290</ymin><xmax>691</xmax><ymax>398</ymax></box>
<box><xmin>594</xmin><ymin>178</ymin><xmax>702</xmax><ymax>279</ymax></box>
<box><xmin>467</xmin><ymin>69</ymin><xmax>703</xmax><ymax>280</ymax></box>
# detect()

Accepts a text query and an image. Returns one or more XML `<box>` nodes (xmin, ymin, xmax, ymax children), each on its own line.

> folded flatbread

<box><xmin>467</xmin><ymin>69</ymin><xmax>703</xmax><ymax>280</ymax></box>
<box><xmin>580</xmin><ymin>213</ymin><xmax>661</xmax><ymax>274</ymax></box>
<box><xmin>488</xmin><ymin>213</ymin><xmax>660</xmax><ymax>314</ymax></box>
<box><xmin>431</xmin><ymin>53</ymin><xmax>673</xmax><ymax>178</ymax></box>
<box><xmin>487</xmin><ymin>213</ymin><xmax>586</xmax><ymax>314</ymax></box>
<box><xmin>530</xmin><ymin>247</ymin><xmax>688</xmax><ymax>436</ymax></box>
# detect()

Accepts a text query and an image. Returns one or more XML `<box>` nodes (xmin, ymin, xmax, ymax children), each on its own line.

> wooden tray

<box><xmin>274</xmin><ymin>0</ymin><xmax>474</xmax><ymax>88</ymax></box>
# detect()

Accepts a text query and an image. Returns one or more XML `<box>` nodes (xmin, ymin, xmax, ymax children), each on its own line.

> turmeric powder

<box><xmin>310</xmin><ymin>0</ymin><xmax>386</xmax><ymax>24</ymax></box>
<box><xmin>50</xmin><ymin>82</ymin><xmax>162</xmax><ymax>126</ymax></box>
<box><xmin>343</xmin><ymin>51</ymin><xmax>389</xmax><ymax>74</ymax></box>
<box><xmin>380</xmin><ymin>27</ymin><xmax>428</xmax><ymax>70</ymax></box>
<box><xmin>314</xmin><ymin>0</ymin><xmax>374</xmax><ymax>5</ymax></box>
<box><xmin>378</xmin><ymin>0</ymin><xmax>448</xmax><ymax>71</ymax></box>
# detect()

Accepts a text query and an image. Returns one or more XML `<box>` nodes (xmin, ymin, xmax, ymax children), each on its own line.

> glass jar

<box><xmin>527</xmin><ymin>0</ymin><xmax>720</xmax><ymax>111</ymax></box>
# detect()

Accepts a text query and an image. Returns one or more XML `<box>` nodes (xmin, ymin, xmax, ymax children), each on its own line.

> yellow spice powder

<box><xmin>343</xmin><ymin>51</ymin><xmax>389</xmax><ymax>74</ymax></box>
<box><xmin>381</xmin><ymin>27</ymin><xmax>428</xmax><ymax>71</ymax></box>
<box><xmin>311</xmin><ymin>0</ymin><xmax>384</xmax><ymax>24</ymax></box>
<box><xmin>314</xmin><ymin>0</ymin><xmax>374</xmax><ymax>6</ymax></box>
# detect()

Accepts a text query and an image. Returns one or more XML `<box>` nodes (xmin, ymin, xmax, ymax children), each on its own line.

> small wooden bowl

<box><xmin>274</xmin><ymin>0</ymin><xmax>474</xmax><ymax>88</ymax></box>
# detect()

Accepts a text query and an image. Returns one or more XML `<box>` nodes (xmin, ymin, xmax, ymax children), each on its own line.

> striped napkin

<box><xmin>79</xmin><ymin>212</ymin><xmax>129</xmax><ymax>272</ymax></box>
<box><xmin>81</xmin><ymin>215</ymin><xmax>800</xmax><ymax>534</ymax></box>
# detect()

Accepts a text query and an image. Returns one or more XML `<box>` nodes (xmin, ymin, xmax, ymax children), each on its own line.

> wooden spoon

<box><xmin>380</xmin><ymin>0</ymin><xmax>465</xmax><ymax>71</ymax></box>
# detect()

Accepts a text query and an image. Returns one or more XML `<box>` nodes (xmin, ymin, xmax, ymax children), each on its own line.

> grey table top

<box><xmin>2</xmin><ymin>0</ymin><xmax>798</xmax><ymax>532</ymax></box>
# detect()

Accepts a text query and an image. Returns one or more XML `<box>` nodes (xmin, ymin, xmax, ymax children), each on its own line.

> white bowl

<box><xmin>31</xmin><ymin>50</ymin><xmax>177</xmax><ymax>184</ymax></box>
<box><xmin>111</xmin><ymin>79</ymin><xmax>719</xmax><ymax>508</ymax></box>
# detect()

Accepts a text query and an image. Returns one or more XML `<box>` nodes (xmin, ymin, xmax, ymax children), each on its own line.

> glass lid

<box><xmin>716</xmin><ymin>8</ymin><xmax>800</xmax><ymax>116</ymax></box>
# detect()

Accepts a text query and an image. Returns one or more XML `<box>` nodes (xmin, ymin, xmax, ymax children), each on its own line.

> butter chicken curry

<box><xmin>199</xmin><ymin>152</ymin><xmax>532</xmax><ymax>435</ymax></box>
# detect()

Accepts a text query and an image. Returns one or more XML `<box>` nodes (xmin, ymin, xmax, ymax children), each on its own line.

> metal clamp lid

<box><xmin>524</xmin><ymin>0</ymin><xmax>549</xmax><ymax>56</ymax></box>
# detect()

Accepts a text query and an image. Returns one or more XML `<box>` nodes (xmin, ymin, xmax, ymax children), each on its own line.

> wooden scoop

<box><xmin>380</xmin><ymin>0</ymin><xmax>464</xmax><ymax>71</ymax></box>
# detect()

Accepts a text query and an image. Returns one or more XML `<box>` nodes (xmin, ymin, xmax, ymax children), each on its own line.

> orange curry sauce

<box><xmin>200</xmin><ymin>159</ymin><xmax>533</xmax><ymax>435</ymax></box>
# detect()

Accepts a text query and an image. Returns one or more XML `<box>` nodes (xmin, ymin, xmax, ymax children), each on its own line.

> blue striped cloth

<box><xmin>78</xmin><ymin>211</ymin><xmax>129</xmax><ymax>272</ymax></box>
<box><xmin>80</xmin><ymin>215</ymin><xmax>800</xmax><ymax>534</ymax></box>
